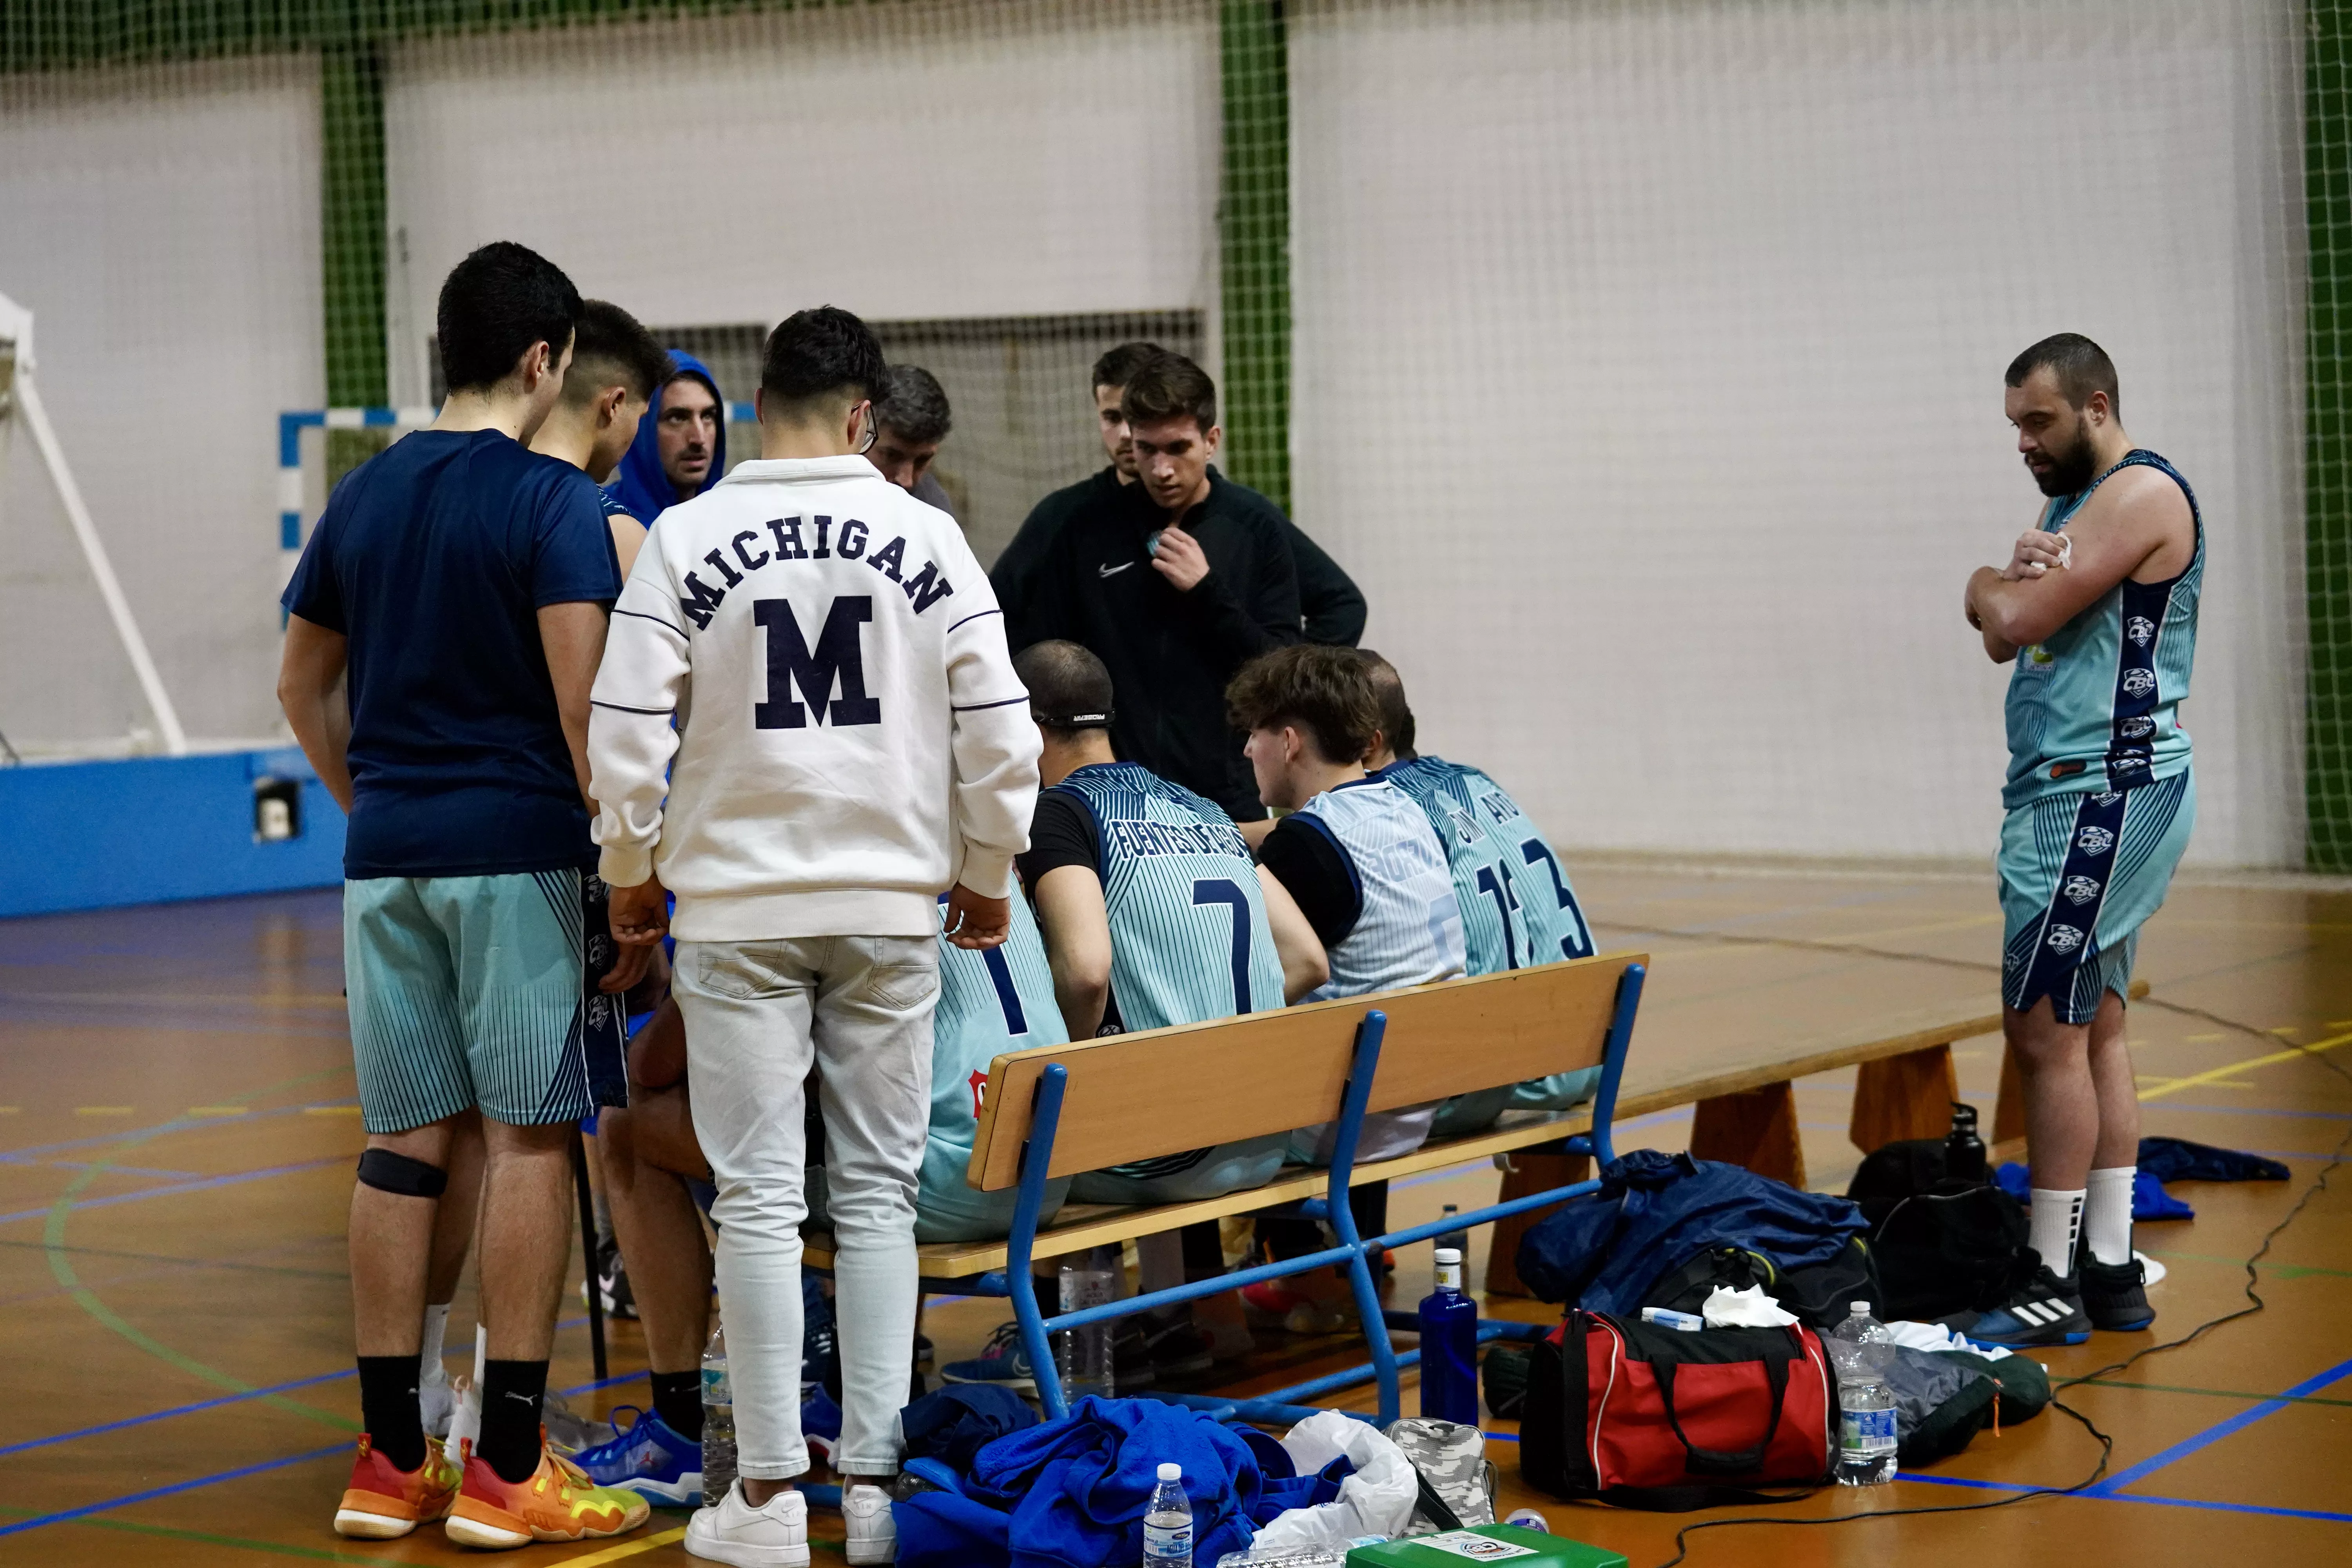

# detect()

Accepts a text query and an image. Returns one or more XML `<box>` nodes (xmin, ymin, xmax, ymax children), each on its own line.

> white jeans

<box><xmin>673</xmin><ymin>935</ymin><xmax>936</xmax><ymax>1479</ymax></box>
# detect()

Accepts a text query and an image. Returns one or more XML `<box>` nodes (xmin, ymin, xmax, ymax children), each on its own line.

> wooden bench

<box><xmin>803</xmin><ymin>950</ymin><xmax>1650</xmax><ymax>1424</ymax></box>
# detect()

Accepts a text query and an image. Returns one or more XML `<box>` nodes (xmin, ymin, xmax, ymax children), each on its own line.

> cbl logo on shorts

<box><xmin>2120</xmin><ymin>716</ymin><xmax>2155</xmax><ymax>740</ymax></box>
<box><xmin>2127</xmin><ymin>615</ymin><xmax>2156</xmax><ymax>648</ymax></box>
<box><xmin>2122</xmin><ymin>667</ymin><xmax>2156</xmax><ymax>699</ymax></box>
<box><xmin>2077</xmin><ymin>826</ymin><xmax>2116</xmax><ymax>856</ymax></box>
<box><xmin>2063</xmin><ymin>875</ymin><xmax>2103</xmax><ymax>904</ymax></box>
<box><xmin>2047</xmin><ymin>925</ymin><xmax>2087</xmax><ymax>955</ymax></box>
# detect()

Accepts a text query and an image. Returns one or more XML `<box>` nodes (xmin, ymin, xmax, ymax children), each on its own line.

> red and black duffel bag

<box><xmin>1518</xmin><ymin>1310</ymin><xmax>1838</xmax><ymax>1511</ymax></box>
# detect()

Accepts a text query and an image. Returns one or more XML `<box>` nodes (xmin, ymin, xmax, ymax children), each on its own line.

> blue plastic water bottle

<box><xmin>1418</xmin><ymin>1247</ymin><xmax>1480</xmax><ymax>1423</ymax></box>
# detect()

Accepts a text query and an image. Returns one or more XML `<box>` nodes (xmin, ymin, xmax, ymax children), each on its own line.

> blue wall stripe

<box><xmin>0</xmin><ymin>751</ymin><xmax>345</xmax><ymax>918</ymax></box>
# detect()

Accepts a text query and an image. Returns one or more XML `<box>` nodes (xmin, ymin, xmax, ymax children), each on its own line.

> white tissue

<box><xmin>1884</xmin><ymin>1319</ymin><xmax>2011</xmax><ymax>1361</ymax></box>
<box><xmin>1701</xmin><ymin>1285</ymin><xmax>1799</xmax><ymax>1328</ymax></box>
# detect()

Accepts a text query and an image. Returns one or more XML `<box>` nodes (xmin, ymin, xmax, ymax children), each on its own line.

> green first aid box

<box><xmin>1347</xmin><ymin>1524</ymin><xmax>1631</xmax><ymax>1568</ymax></box>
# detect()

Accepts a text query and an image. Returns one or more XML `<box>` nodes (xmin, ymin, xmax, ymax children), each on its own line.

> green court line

<box><xmin>42</xmin><ymin>1067</ymin><xmax>362</xmax><ymax>1434</ymax></box>
<box><xmin>2141</xmin><ymin>1248</ymin><xmax>2352</xmax><ymax>1281</ymax></box>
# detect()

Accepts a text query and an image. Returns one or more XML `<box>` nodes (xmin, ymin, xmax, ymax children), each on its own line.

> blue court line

<box><xmin>12</xmin><ymin>1160</ymin><xmax>203</xmax><ymax>1179</ymax></box>
<box><xmin>0</xmin><ymin>1102</ymin><xmax>339</xmax><ymax>1161</ymax></box>
<box><xmin>2087</xmin><ymin>1353</ymin><xmax>2352</xmax><ymax>1495</ymax></box>
<box><xmin>0</xmin><ymin>1369</ymin><xmax>357</xmax><ymax>1458</ymax></box>
<box><xmin>1900</xmin><ymin>1472</ymin><xmax>2352</xmax><ymax>1523</ymax></box>
<box><xmin>0</xmin><ymin>1155</ymin><xmax>346</xmax><ymax>1226</ymax></box>
<box><xmin>0</xmin><ymin>1317</ymin><xmax>616</xmax><ymax>1459</ymax></box>
<box><xmin>0</xmin><ymin>1365</ymin><xmax>650</xmax><ymax>1539</ymax></box>
<box><xmin>0</xmin><ymin>1442</ymin><xmax>351</xmax><ymax>1539</ymax></box>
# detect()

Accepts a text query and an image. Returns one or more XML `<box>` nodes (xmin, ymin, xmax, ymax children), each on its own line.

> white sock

<box><xmin>2084</xmin><ymin>1167</ymin><xmax>2136</xmax><ymax>1268</ymax></box>
<box><xmin>421</xmin><ymin>1302</ymin><xmax>451</xmax><ymax>1376</ymax></box>
<box><xmin>2028</xmin><ymin>1187</ymin><xmax>2086</xmax><ymax>1278</ymax></box>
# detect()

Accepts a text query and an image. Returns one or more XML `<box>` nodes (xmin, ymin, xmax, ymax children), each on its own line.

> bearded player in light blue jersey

<box><xmin>1357</xmin><ymin>652</ymin><xmax>1601</xmax><ymax>1138</ymax></box>
<box><xmin>1959</xmin><ymin>334</ymin><xmax>2200</xmax><ymax>1349</ymax></box>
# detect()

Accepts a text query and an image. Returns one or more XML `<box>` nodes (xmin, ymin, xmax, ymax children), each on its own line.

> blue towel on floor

<box><xmin>1994</xmin><ymin>1161</ymin><xmax>2195</xmax><ymax>1222</ymax></box>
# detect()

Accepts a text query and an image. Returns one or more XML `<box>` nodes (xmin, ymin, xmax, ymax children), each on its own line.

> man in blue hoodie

<box><xmin>606</xmin><ymin>350</ymin><xmax>728</xmax><ymax>524</ymax></box>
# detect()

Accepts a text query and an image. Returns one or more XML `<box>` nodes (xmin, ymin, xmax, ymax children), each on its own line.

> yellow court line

<box><xmin>186</xmin><ymin>1106</ymin><xmax>247</xmax><ymax>1117</ymax></box>
<box><xmin>73</xmin><ymin>1107</ymin><xmax>134</xmax><ymax>1116</ymax></box>
<box><xmin>557</xmin><ymin>1525</ymin><xmax>690</xmax><ymax>1565</ymax></box>
<box><xmin>2138</xmin><ymin>1029</ymin><xmax>2352</xmax><ymax>1102</ymax></box>
<box><xmin>302</xmin><ymin>1105</ymin><xmax>363</xmax><ymax>1116</ymax></box>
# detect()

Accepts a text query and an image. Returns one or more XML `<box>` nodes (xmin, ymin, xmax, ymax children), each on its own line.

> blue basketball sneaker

<box><xmin>570</xmin><ymin>1406</ymin><xmax>703</xmax><ymax>1508</ymax></box>
<box><xmin>1949</xmin><ymin>1263</ymin><xmax>2091</xmax><ymax>1350</ymax></box>
<box><xmin>940</xmin><ymin>1321</ymin><xmax>1038</xmax><ymax>1394</ymax></box>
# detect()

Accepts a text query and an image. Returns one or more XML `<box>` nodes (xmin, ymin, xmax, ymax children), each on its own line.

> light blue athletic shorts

<box><xmin>344</xmin><ymin>870</ymin><xmax>596</xmax><ymax>1134</ymax></box>
<box><xmin>808</xmin><ymin>1149</ymin><xmax>1072</xmax><ymax>1245</ymax></box>
<box><xmin>2000</xmin><ymin>770</ymin><xmax>2194</xmax><ymax>1026</ymax></box>
<box><xmin>1067</xmin><ymin>1134</ymin><xmax>1290</xmax><ymax>1207</ymax></box>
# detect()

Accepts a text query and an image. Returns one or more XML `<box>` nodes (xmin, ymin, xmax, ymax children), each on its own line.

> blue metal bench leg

<box><xmin>1321</xmin><ymin>1011</ymin><xmax>1400</xmax><ymax>1425</ymax></box>
<box><xmin>1006</xmin><ymin>1064</ymin><xmax>1071</xmax><ymax>1420</ymax></box>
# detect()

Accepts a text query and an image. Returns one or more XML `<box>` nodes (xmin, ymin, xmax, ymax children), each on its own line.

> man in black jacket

<box><xmin>1008</xmin><ymin>354</ymin><xmax>1303</xmax><ymax>821</ymax></box>
<box><xmin>996</xmin><ymin>343</ymin><xmax>1365</xmax><ymax>652</ymax></box>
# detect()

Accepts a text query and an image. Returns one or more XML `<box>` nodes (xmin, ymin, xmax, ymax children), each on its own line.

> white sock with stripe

<box><xmin>2084</xmin><ymin>1167</ymin><xmax>2136</xmax><ymax>1268</ymax></box>
<box><xmin>2029</xmin><ymin>1187</ymin><xmax>2086</xmax><ymax>1278</ymax></box>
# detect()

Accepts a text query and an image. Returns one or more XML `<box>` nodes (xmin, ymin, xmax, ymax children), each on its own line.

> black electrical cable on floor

<box><xmin>1593</xmin><ymin>919</ymin><xmax>2352</xmax><ymax>1567</ymax></box>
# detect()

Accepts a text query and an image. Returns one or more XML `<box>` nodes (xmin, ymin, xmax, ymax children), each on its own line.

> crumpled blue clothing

<box><xmin>1995</xmin><ymin>1161</ymin><xmax>2196</xmax><ymax>1222</ymax></box>
<box><xmin>958</xmin><ymin>1396</ymin><xmax>1265</xmax><ymax>1568</ymax></box>
<box><xmin>1515</xmin><ymin>1149</ymin><xmax>1869</xmax><ymax>1311</ymax></box>
<box><xmin>900</xmin><ymin>1384</ymin><xmax>1037</xmax><ymax>1474</ymax></box>
<box><xmin>606</xmin><ymin>349</ymin><xmax>727</xmax><ymax>526</ymax></box>
<box><xmin>2138</xmin><ymin>1136</ymin><xmax>2289</xmax><ymax>1183</ymax></box>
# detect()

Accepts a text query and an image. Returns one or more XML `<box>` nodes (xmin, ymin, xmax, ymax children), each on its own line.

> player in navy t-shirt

<box><xmin>277</xmin><ymin>241</ymin><xmax>650</xmax><ymax>1547</ymax></box>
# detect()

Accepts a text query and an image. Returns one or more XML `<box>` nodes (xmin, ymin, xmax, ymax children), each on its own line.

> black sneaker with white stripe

<box><xmin>1947</xmin><ymin>1263</ymin><xmax>2090</xmax><ymax>1349</ymax></box>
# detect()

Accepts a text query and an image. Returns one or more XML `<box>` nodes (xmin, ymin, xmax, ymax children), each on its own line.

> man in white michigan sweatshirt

<box><xmin>589</xmin><ymin>307</ymin><xmax>1038</xmax><ymax>1567</ymax></box>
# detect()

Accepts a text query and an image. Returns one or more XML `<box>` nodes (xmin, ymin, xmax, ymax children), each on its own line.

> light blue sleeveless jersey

<box><xmin>1292</xmin><ymin>777</ymin><xmax>1467</xmax><ymax>1002</ymax></box>
<box><xmin>1377</xmin><ymin>756</ymin><xmax>1595</xmax><ymax>971</ymax></box>
<box><xmin>2004</xmin><ymin>449</ymin><xmax>2203</xmax><ymax>810</ymax></box>
<box><xmin>1047</xmin><ymin>762</ymin><xmax>1287</xmax><ymax>1029</ymax></box>
<box><xmin>1049</xmin><ymin>762</ymin><xmax>1291</xmax><ymax>1202</ymax></box>
<box><xmin>1285</xmin><ymin>777</ymin><xmax>1466</xmax><ymax>1165</ymax></box>
<box><xmin>1379</xmin><ymin>756</ymin><xmax>1601</xmax><ymax>1126</ymax></box>
<box><xmin>918</xmin><ymin>890</ymin><xmax>1071</xmax><ymax>1241</ymax></box>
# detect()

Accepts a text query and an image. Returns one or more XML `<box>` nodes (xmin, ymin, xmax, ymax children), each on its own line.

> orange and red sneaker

<box><xmin>445</xmin><ymin>1436</ymin><xmax>651</xmax><ymax>1549</ymax></box>
<box><xmin>332</xmin><ymin>1432</ymin><xmax>461</xmax><ymax>1539</ymax></box>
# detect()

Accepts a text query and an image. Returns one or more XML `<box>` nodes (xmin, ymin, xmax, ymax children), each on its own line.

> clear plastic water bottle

<box><xmin>1829</xmin><ymin>1300</ymin><xmax>1897</xmax><ymax>1486</ymax></box>
<box><xmin>700</xmin><ymin>1321</ymin><xmax>737</xmax><ymax>1506</ymax></box>
<box><xmin>1417</xmin><ymin>1247</ymin><xmax>1481</xmax><ymax>1423</ymax></box>
<box><xmin>1143</xmin><ymin>1461</ymin><xmax>1194</xmax><ymax>1565</ymax></box>
<box><xmin>1436</xmin><ymin>1203</ymin><xmax>1470</xmax><ymax>1263</ymax></box>
<box><xmin>1056</xmin><ymin>1245</ymin><xmax>1117</xmax><ymax>1402</ymax></box>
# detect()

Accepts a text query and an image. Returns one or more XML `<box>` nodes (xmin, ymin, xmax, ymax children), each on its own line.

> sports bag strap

<box><xmin>1649</xmin><ymin>1338</ymin><xmax>1794</xmax><ymax>1477</ymax></box>
<box><xmin>1407</xmin><ymin>1461</ymin><xmax>1466</xmax><ymax>1532</ymax></box>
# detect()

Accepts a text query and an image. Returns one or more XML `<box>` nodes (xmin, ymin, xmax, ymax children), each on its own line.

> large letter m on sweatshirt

<box><xmin>754</xmin><ymin>596</ymin><xmax>883</xmax><ymax>729</ymax></box>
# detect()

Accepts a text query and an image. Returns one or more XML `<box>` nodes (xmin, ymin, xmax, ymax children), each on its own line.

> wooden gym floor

<box><xmin>2</xmin><ymin>865</ymin><xmax>2348</xmax><ymax>1565</ymax></box>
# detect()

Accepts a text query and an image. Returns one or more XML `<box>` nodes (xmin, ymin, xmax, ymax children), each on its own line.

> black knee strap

<box><xmin>357</xmin><ymin>1149</ymin><xmax>448</xmax><ymax>1198</ymax></box>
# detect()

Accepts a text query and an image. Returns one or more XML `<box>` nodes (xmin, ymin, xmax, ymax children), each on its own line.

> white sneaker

<box><xmin>842</xmin><ymin>1482</ymin><xmax>896</xmax><ymax>1565</ymax></box>
<box><xmin>418</xmin><ymin>1358</ymin><xmax>454</xmax><ymax>1439</ymax></box>
<box><xmin>684</xmin><ymin>1482</ymin><xmax>810</xmax><ymax>1567</ymax></box>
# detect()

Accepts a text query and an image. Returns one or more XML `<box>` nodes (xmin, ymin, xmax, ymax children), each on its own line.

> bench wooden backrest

<box><xmin>965</xmin><ymin>949</ymin><xmax>1646</xmax><ymax>1191</ymax></box>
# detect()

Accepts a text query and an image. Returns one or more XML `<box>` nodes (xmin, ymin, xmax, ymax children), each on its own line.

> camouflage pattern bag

<box><xmin>1385</xmin><ymin>1417</ymin><xmax>1496</xmax><ymax>1532</ymax></box>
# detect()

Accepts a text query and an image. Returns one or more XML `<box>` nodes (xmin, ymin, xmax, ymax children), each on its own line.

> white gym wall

<box><xmin>1292</xmin><ymin>0</ymin><xmax>2305</xmax><ymax>867</ymax></box>
<box><xmin>0</xmin><ymin>57</ymin><xmax>323</xmax><ymax>753</ymax></box>
<box><xmin>380</xmin><ymin>0</ymin><xmax>1221</xmax><ymax>409</ymax></box>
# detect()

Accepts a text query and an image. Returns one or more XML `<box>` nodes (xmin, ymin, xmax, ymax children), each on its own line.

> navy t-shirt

<box><xmin>281</xmin><ymin>429</ymin><xmax>622</xmax><ymax>878</ymax></box>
